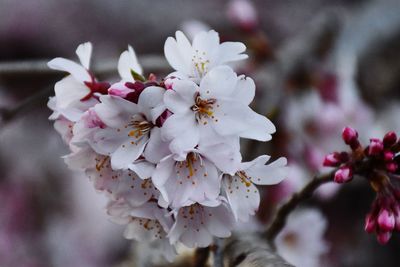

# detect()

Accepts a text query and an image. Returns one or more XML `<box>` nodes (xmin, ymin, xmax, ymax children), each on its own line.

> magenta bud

<box><xmin>365</xmin><ymin>214</ymin><xmax>376</xmax><ymax>233</ymax></box>
<box><xmin>384</xmin><ymin>151</ymin><xmax>394</xmax><ymax>162</ymax></box>
<box><xmin>386</xmin><ymin>162</ymin><xmax>398</xmax><ymax>173</ymax></box>
<box><xmin>368</xmin><ymin>138</ymin><xmax>384</xmax><ymax>156</ymax></box>
<box><xmin>334</xmin><ymin>166</ymin><xmax>353</xmax><ymax>184</ymax></box>
<box><xmin>394</xmin><ymin>208</ymin><xmax>400</xmax><ymax>231</ymax></box>
<box><xmin>383</xmin><ymin>131</ymin><xmax>397</xmax><ymax>148</ymax></box>
<box><xmin>377</xmin><ymin>209</ymin><xmax>395</xmax><ymax>232</ymax></box>
<box><xmin>377</xmin><ymin>230</ymin><xmax>392</xmax><ymax>245</ymax></box>
<box><xmin>342</xmin><ymin>127</ymin><xmax>358</xmax><ymax>144</ymax></box>
<box><xmin>323</xmin><ymin>152</ymin><xmax>341</xmax><ymax>167</ymax></box>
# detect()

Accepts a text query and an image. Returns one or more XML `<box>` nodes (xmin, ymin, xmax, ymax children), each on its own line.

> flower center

<box><xmin>192</xmin><ymin>50</ymin><xmax>210</xmax><ymax>78</ymax></box>
<box><xmin>191</xmin><ymin>92</ymin><xmax>216</xmax><ymax>122</ymax></box>
<box><xmin>236</xmin><ymin>171</ymin><xmax>252</xmax><ymax>187</ymax></box>
<box><xmin>128</xmin><ymin>120</ymin><xmax>153</xmax><ymax>138</ymax></box>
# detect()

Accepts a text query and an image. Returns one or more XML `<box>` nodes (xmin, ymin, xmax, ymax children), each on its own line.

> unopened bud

<box><xmin>342</xmin><ymin>127</ymin><xmax>360</xmax><ymax>150</ymax></box>
<box><xmin>377</xmin><ymin>209</ymin><xmax>395</xmax><ymax>232</ymax></box>
<box><xmin>334</xmin><ymin>166</ymin><xmax>353</xmax><ymax>184</ymax></box>
<box><xmin>377</xmin><ymin>230</ymin><xmax>392</xmax><ymax>245</ymax></box>
<box><xmin>383</xmin><ymin>131</ymin><xmax>397</xmax><ymax>148</ymax></box>
<box><xmin>384</xmin><ymin>151</ymin><xmax>394</xmax><ymax>162</ymax></box>
<box><xmin>323</xmin><ymin>152</ymin><xmax>341</xmax><ymax>167</ymax></box>
<box><xmin>386</xmin><ymin>162</ymin><xmax>398</xmax><ymax>173</ymax></box>
<box><xmin>368</xmin><ymin>138</ymin><xmax>384</xmax><ymax>156</ymax></box>
<box><xmin>365</xmin><ymin>214</ymin><xmax>376</xmax><ymax>233</ymax></box>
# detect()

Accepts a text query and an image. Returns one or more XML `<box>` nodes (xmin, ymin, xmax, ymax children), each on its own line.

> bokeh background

<box><xmin>1</xmin><ymin>0</ymin><xmax>400</xmax><ymax>266</ymax></box>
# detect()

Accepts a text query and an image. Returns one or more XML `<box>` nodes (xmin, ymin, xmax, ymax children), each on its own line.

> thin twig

<box><xmin>212</xmin><ymin>238</ymin><xmax>224</xmax><ymax>267</ymax></box>
<box><xmin>264</xmin><ymin>170</ymin><xmax>335</xmax><ymax>244</ymax></box>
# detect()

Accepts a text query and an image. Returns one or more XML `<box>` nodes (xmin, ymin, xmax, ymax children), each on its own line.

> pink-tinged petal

<box><xmin>223</xmin><ymin>175</ymin><xmax>260</xmax><ymax>222</ymax></box>
<box><xmin>217</xmin><ymin>41</ymin><xmax>248</xmax><ymax>64</ymax></box>
<box><xmin>75</xmin><ymin>42</ymin><xmax>92</xmax><ymax>69</ymax></box>
<box><xmin>199</xmin><ymin>66</ymin><xmax>237</xmax><ymax>98</ymax></box>
<box><xmin>48</xmin><ymin>58</ymin><xmax>91</xmax><ymax>83</ymax></box>
<box><xmin>245</xmin><ymin>157</ymin><xmax>288</xmax><ymax>185</ymax></box>
<box><xmin>144</xmin><ymin>127</ymin><xmax>171</xmax><ymax>164</ymax></box>
<box><xmin>95</xmin><ymin>95</ymin><xmax>141</xmax><ymax>128</ymax></box>
<box><xmin>91</xmin><ymin>127</ymin><xmax>128</xmax><ymax>155</ymax></box>
<box><xmin>110</xmin><ymin>135</ymin><xmax>148</xmax><ymax>169</ymax></box>
<box><xmin>118</xmin><ymin>45</ymin><xmax>143</xmax><ymax>81</ymax></box>
<box><xmin>117</xmin><ymin>175</ymin><xmax>157</xmax><ymax>207</ymax></box>
<box><xmin>108</xmin><ymin>82</ymin><xmax>135</xmax><ymax>98</ymax></box>
<box><xmin>231</xmin><ymin>75</ymin><xmax>255</xmax><ymax>105</ymax></box>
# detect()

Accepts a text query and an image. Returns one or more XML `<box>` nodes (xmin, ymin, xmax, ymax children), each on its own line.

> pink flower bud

<box><xmin>108</xmin><ymin>82</ymin><xmax>134</xmax><ymax>98</ymax></box>
<box><xmin>377</xmin><ymin>230</ymin><xmax>392</xmax><ymax>245</ymax></box>
<box><xmin>365</xmin><ymin>214</ymin><xmax>376</xmax><ymax>233</ymax></box>
<box><xmin>384</xmin><ymin>151</ymin><xmax>394</xmax><ymax>162</ymax></box>
<box><xmin>386</xmin><ymin>162</ymin><xmax>398</xmax><ymax>173</ymax></box>
<box><xmin>334</xmin><ymin>166</ymin><xmax>353</xmax><ymax>184</ymax></box>
<box><xmin>368</xmin><ymin>138</ymin><xmax>384</xmax><ymax>156</ymax></box>
<box><xmin>383</xmin><ymin>131</ymin><xmax>397</xmax><ymax>148</ymax></box>
<box><xmin>82</xmin><ymin>109</ymin><xmax>105</xmax><ymax>129</ymax></box>
<box><xmin>323</xmin><ymin>152</ymin><xmax>341</xmax><ymax>167</ymax></box>
<box><xmin>377</xmin><ymin>209</ymin><xmax>395</xmax><ymax>232</ymax></box>
<box><xmin>227</xmin><ymin>0</ymin><xmax>258</xmax><ymax>31</ymax></box>
<box><xmin>394</xmin><ymin>208</ymin><xmax>400</xmax><ymax>231</ymax></box>
<box><xmin>342</xmin><ymin>127</ymin><xmax>358</xmax><ymax>144</ymax></box>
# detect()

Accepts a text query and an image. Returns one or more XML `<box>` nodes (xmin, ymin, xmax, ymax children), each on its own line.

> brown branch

<box><xmin>264</xmin><ymin>170</ymin><xmax>335</xmax><ymax>244</ymax></box>
<box><xmin>193</xmin><ymin>247</ymin><xmax>210</xmax><ymax>267</ymax></box>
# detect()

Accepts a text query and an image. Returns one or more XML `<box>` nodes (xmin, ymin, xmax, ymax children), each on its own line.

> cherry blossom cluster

<box><xmin>324</xmin><ymin>127</ymin><xmax>400</xmax><ymax>244</ymax></box>
<box><xmin>47</xmin><ymin>30</ymin><xmax>287</xmax><ymax>258</ymax></box>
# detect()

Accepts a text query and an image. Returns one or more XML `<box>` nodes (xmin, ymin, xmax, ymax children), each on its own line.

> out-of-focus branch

<box><xmin>223</xmin><ymin>234</ymin><xmax>294</xmax><ymax>267</ymax></box>
<box><xmin>264</xmin><ymin>170</ymin><xmax>335</xmax><ymax>244</ymax></box>
<box><xmin>0</xmin><ymin>55</ymin><xmax>169</xmax><ymax>76</ymax></box>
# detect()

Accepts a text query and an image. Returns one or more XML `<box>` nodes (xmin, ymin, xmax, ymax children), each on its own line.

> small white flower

<box><xmin>223</xmin><ymin>156</ymin><xmax>287</xmax><ymax>222</ymax></box>
<box><xmin>107</xmin><ymin>199</ymin><xmax>176</xmax><ymax>261</ymax></box>
<box><xmin>168</xmin><ymin>201</ymin><xmax>235</xmax><ymax>248</ymax></box>
<box><xmin>164</xmin><ymin>30</ymin><xmax>247</xmax><ymax>82</ymax></box>
<box><xmin>91</xmin><ymin>86</ymin><xmax>165</xmax><ymax>170</ymax></box>
<box><xmin>48</xmin><ymin>42</ymin><xmax>106</xmax><ymax>122</ymax></box>
<box><xmin>276</xmin><ymin>209</ymin><xmax>329</xmax><ymax>267</ymax></box>
<box><xmin>162</xmin><ymin>65</ymin><xmax>275</xmax><ymax>156</ymax></box>
<box><xmin>151</xmin><ymin>151</ymin><xmax>220</xmax><ymax>208</ymax></box>
<box><xmin>65</xmin><ymin>146</ymin><xmax>157</xmax><ymax>206</ymax></box>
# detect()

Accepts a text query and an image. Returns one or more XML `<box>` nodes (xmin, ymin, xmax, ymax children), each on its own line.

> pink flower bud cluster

<box><xmin>324</xmin><ymin>127</ymin><xmax>400</xmax><ymax>244</ymax></box>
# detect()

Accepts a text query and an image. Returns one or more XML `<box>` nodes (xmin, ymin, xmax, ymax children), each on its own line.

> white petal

<box><xmin>118</xmin><ymin>45</ymin><xmax>143</xmax><ymax>81</ymax></box>
<box><xmin>199</xmin><ymin>66</ymin><xmax>237</xmax><ymax>98</ymax></box>
<box><xmin>76</xmin><ymin>42</ymin><xmax>92</xmax><ymax>69</ymax></box>
<box><xmin>238</xmin><ymin>108</ymin><xmax>276</xmax><ymax>141</ymax></box>
<box><xmin>95</xmin><ymin>95</ymin><xmax>141</xmax><ymax>128</ymax></box>
<box><xmin>48</xmin><ymin>58</ymin><xmax>91</xmax><ymax>83</ymax></box>
<box><xmin>54</xmin><ymin>76</ymin><xmax>90</xmax><ymax>109</ymax></box>
<box><xmin>246</xmin><ymin>157</ymin><xmax>288</xmax><ymax>185</ymax></box>
<box><xmin>204</xmin><ymin>204</ymin><xmax>235</xmax><ymax>237</ymax></box>
<box><xmin>217</xmin><ymin>41</ymin><xmax>248</xmax><ymax>64</ymax></box>
<box><xmin>138</xmin><ymin>86</ymin><xmax>166</xmax><ymax>121</ymax></box>
<box><xmin>223</xmin><ymin>175</ymin><xmax>260</xmax><ymax>222</ymax></box>
<box><xmin>144</xmin><ymin>127</ymin><xmax>171</xmax><ymax>164</ymax></box>
<box><xmin>231</xmin><ymin>76</ymin><xmax>255</xmax><ymax>106</ymax></box>
<box><xmin>192</xmin><ymin>30</ymin><xmax>219</xmax><ymax>60</ymax></box>
<box><xmin>128</xmin><ymin>160</ymin><xmax>155</xmax><ymax>180</ymax></box>
<box><xmin>110</xmin><ymin>136</ymin><xmax>148</xmax><ymax>169</ymax></box>
<box><xmin>164</xmin><ymin>31</ymin><xmax>191</xmax><ymax>75</ymax></box>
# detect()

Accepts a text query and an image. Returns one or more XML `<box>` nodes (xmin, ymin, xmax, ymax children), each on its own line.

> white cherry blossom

<box><xmin>222</xmin><ymin>155</ymin><xmax>287</xmax><ymax>222</ymax></box>
<box><xmin>92</xmin><ymin>86</ymin><xmax>165</xmax><ymax>170</ymax></box>
<box><xmin>162</xmin><ymin>65</ymin><xmax>275</xmax><ymax>156</ymax></box>
<box><xmin>151</xmin><ymin>151</ymin><xmax>220</xmax><ymax>208</ymax></box>
<box><xmin>107</xmin><ymin>199</ymin><xmax>176</xmax><ymax>261</ymax></box>
<box><xmin>168</xmin><ymin>201</ymin><xmax>235</xmax><ymax>248</ymax></box>
<box><xmin>164</xmin><ymin>30</ymin><xmax>247</xmax><ymax>82</ymax></box>
<box><xmin>118</xmin><ymin>45</ymin><xmax>143</xmax><ymax>81</ymax></box>
<box><xmin>48</xmin><ymin>42</ymin><xmax>106</xmax><ymax>122</ymax></box>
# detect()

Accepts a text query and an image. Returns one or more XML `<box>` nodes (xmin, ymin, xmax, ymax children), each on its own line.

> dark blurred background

<box><xmin>1</xmin><ymin>0</ymin><xmax>400</xmax><ymax>266</ymax></box>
